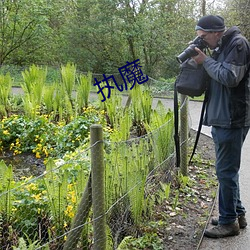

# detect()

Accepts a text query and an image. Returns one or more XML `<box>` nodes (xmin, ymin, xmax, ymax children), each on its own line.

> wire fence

<box><xmin>0</xmin><ymin>69</ymin><xmax>192</xmax><ymax>249</ymax></box>
<box><xmin>0</xmin><ymin>97</ymin><xmax>191</xmax><ymax>249</ymax></box>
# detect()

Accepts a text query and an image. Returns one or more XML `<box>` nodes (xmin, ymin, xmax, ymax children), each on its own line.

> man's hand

<box><xmin>192</xmin><ymin>47</ymin><xmax>207</xmax><ymax>64</ymax></box>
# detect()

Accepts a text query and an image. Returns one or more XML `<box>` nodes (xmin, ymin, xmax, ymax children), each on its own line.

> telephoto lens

<box><xmin>176</xmin><ymin>36</ymin><xmax>208</xmax><ymax>63</ymax></box>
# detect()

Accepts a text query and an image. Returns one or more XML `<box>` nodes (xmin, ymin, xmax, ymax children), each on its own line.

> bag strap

<box><xmin>188</xmin><ymin>91</ymin><xmax>208</xmax><ymax>164</ymax></box>
<box><xmin>174</xmin><ymin>80</ymin><xmax>180</xmax><ymax>168</ymax></box>
<box><xmin>174</xmin><ymin>81</ymin><xmax>208</xmax><ymax>168</ymax></box>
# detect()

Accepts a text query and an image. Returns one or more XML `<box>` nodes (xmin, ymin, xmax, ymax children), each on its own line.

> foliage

<box><xmin>0</xmin><ymin>108</ymin><xmax>101</xmax><ymax>158</ymax></box>
<box><xmin>145</xmin><ymin>100</ymin><xmax>175</xmax><ymax>163</ymax></box>
<box><xmin>13</xmin><ymin>235</ymin><xmax>46</xmax><ymax>250</ymax></box>
<box><xmin>21</xmin><ymin>65</ymin><xmax>47</xmax><ymax>118</ymax></box>
<box><xmin>0</xmin><ymin>161</ymin><xmax>15</xmax><ymax>222</ymax></box>
<box><xmin>0</xmin><ymin>0</ymin><xmax>52</xmax><ymax>65</ymax></box>
<box><xmin>0</xmin><ymin>68</ymin><xmax>177</xmax><ymax>248</ymax></box>
<box><xmin>76</xmin><ymin>71</ymin><xmax>92</xmax><ymax>110</ymax></box>
<box><xmin>0</xmin><ymin>73</ymin><xmax>12</xmax><ymax>117</ymax></box>
<box><xmin>12</xmin><ymin>176</ymin><xmax>49</xmax><ymax>241</ymax></box>
<box><xmin>130</xmin><ymin>85</ymin><xmax>153</xmax><ymax>126</ymax></box>
<box><xmin>0</xmin><ymin>0</ymin><xmax>240</xmax><ymax>79</ymax></box>
<box><xmin>220</xmin><ymin>0</ymin><xmax>250</xmax><ymax>40</ymax></box>
<box><xmin>0</xmin><ymin>149</ymin><xmax>91</xmax><ymax>249</ymax></box>
<box><xmin>55</xmin><ymin>0</ymin><xmax>209</xmax><ymax>77</ymax></box>
<box><xmin>61</xmin><ymin>63</ymin><xmax>76</xmax><ymax>102</ymax></box>
<box><xmin>117</xmin><ymin>233</ymin><xmax>163</xmax><ymax>250</ymax></box>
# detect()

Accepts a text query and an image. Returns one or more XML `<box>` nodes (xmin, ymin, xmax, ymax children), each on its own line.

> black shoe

<box><xmin>211</xmin><ymin>214</ymin><xmax>247</xmax><ymax>229</ymax></box>
<box><xmin>204</xmin><ymin>222</ymin><xmax>240</xmax><ymax>238</ymax></box>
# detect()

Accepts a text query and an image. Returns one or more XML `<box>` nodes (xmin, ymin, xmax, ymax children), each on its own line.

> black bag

<box><xmin>174</xmin><ymin>58</ymin><xmax>209</xmax><ymax>168</ymax></box>
<box><xmin>175</xmin><ymin>58</ymin><xmax>209</xmax><ymax>97</ymax></box>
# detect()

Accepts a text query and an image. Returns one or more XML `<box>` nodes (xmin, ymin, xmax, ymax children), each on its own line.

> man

<box><xmin>192</xmin><ymin>15</ymin><xmax>250</xmax><ymax>238</ymax></box>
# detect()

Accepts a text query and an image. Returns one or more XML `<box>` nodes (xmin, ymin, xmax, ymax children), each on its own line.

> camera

<box><xmin>176</xmin><ymin>36</ymin><xmax>208</xmax><ymax>64</ymax></box>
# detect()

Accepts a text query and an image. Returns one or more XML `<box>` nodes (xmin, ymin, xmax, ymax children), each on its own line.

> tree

<box><xmin>65</xmin><ymin>0</ymin><xmax>201</xmax><ymax>78</ymax></box>
<box><xmin>220</xmin><ymin>0</ymin><xmax>250</xmax><ymax>39</ymax></box>
<box><xmin>0</xmin><ymin>0</ymin><xmax>48</xmax><ymax>65</ymax></box>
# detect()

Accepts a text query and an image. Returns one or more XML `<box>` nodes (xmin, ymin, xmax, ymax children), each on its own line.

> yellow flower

<box><xmin>32</xmin><ymin>193</ymin><xmax>42</xmax><ymax>201</ymax></box>
<box><xmin>26</xmin><ymin>183</ymin><xmax>37</xmax><ymax>191</ymax></box>
<box><xmin>43</xmin><ymin>147</ymin><xmax>49</xmax><ymax>157</ymax></box>
<box><xmin>3</xmin><ymin>130</ymin><xmax>9</xmax><ymax>135</ymax></box>
<box><xmin>12</xmin><ymin>207</ymin><xmax>17</xmax><ymax>212</ymax></box>
<box><xmin>36</xmin><ymin>152</ymin><xmax>41</xmax><ymax>159</ymax></box>
<box><xmin>14</xmin><ymin>149</ymin><xmax>22</xmax><ymax>155</ymax></box>
<box><xmin>65</xmin><ymin>205</ymin><xmax>74</xmax><ymax>218</ymax></box>
<box><xmin>71</xmin><ymin>195</ymin><xmax>76</xmax><ymax>204</ymax></box>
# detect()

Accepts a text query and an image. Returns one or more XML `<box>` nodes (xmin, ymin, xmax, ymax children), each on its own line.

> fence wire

<box><xmin>0</xmin><ymin>76</ymin><xmax>193</xmax><ymax>249</ymax></box>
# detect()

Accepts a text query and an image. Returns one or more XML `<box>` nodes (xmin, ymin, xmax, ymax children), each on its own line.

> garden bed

<box><xmin>0</xmin><ymin>130</ymin><xmax>217</xmax><ymax>249</ymax></box>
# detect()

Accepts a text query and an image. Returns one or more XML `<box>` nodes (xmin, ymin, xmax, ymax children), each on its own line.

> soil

<box><xmin>158</xmin><ymin>130</ymin><xmax>217</xmax><ymax>250</ymax></box>
<box><xmin>0</xmin><ymin>152</ymin><xmax>45</xmax><ymax>180</ymax></box>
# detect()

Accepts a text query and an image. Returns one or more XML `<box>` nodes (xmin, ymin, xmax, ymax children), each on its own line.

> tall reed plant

<box><xmin>145</xmin><ymin>100</ymin><xmax>175</xmax><ymax>164</ymax></box>
<box><xmin>60</xmin><ymin>63</ymin><xmax>76</xmax><ymax>102</ymax></box>
<box><xmin>105</xmin><ymin>137</ymin><xmax>153</xmax><ymax>226</ymax></box>
<box><xmin>0</xmin><ymin>73</ymin><xmax>12</xmax><ymax>117</ymax></box>
<box><xmin>130</xmin><ymin>85</ymin><xmax>153</xmax><ymax>134</ymax></box>
<box><xmin>43</xmin><ymin>159</ymin><xmax>68</xmax><ymax>230</ymax></box>
<box><xmin>0</xmin><ymin>161</ymin><xmax>14</xmax><ymax>222</ymax></box>
<box><xmin>52</xmin><ymin>82</ymin><xmax>73</xmax><ymax>122</ymax></box>
<box><xmin>21</xmin><ymin>65</ymin><xmax>47</xmax><ymax>118</ymax></box>
<box><xmin>43</xmin><ymin>84</ymin><xmax>56</xmax><ymax>114</ymax></box>
<box><xmin>76</xmin><ymin>72</ymin><xmax>92</xmax><ymax>112</ymax></box>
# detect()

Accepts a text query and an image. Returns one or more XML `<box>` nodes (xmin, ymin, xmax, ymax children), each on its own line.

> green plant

<box><xmin>76</xmin><ymin>71</ymin><xmax>92</xmax><ymax>111</ymax></box>
<box><xmin>141</xmin><ymin>89</ymin><xmax>153</xmax><ymax>124</ymax></box>
<box><xmin>0</xmin><ymin>72</ymin><xmax>12</xmax><ymax>117</ymax></box>
<box><xmin>12</xmin><ymin>176</ymin><xmax>49</xmax><ymax>241</ymax></box>
<box><xmin>108</xmin><ymin>108</ymin><xmax>132</xmax><ymax>141</ymax></box>
<box><xmin>0</xmin><ymin>106</ymin><xmax>103</xmax><ymax>157</ymax></box>
<box><xmin>60</xmin><ymin>62</ymin><xmax>76</xmax><ymax>102</ymax></box>
<box><xmin>103</xmin><ymin>91</ymin><xmax>123</xmax><ymax>128</ymax></box>
<box><xmin>43</xmin><ymin>159</ymin><xmax>70</xmax><ymax>225</ymax></box>
<box><xmin>178</xmin><ymin>173</ymin><xmax>192</xmax><ymax>189</ymax></box>
<box><xmin>157</xmin><ymin>182</ymin><xmax>171</xmax><ymax>204</ymax></box>
<box><xmin>117</xmin><ymin>233</ymin><xmax>163</xmax><ymax>250</ymax></box>
<box><xmin>0</xmin><ymin>161</ymin><xmax>15</xmax><ymax>222</ymax></box>
<box><xmin>130</xmin><ymin>85</ymin><xmax>153</xmax><ymax>126</ymax></box>
<box><xmin>172</xmin><ymin>190</ymin><xmax>180</xmax><ymax>210</ymax></box>
<box><xmin>105</xmin><ymin>136</ymin><xmax>154</xmax><ymax>240</ymax></box>
<box><xmin>144</xmin><ymin>100</ymin><xmax>174</xmax><ymax>164</ymax></box>
<box><xmin>21</xmin><ymin>65</ymin><xmax>47</xmax><ymax>118</ymax></box>
<box><xmin>43</xmin><ymin>84</ymin><xmax>56</xmax><ymax>114</ymax></box>
<box><xmin>13</xmin><ymin>233</ymin><xmax>49</xmax><ymax>250</ymax></box>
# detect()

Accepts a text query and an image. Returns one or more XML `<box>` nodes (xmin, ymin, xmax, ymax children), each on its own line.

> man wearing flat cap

<box><xmin>192</xmin><ymin>15</ymin><xmax>250</xmax><ymax>238</ymax></box>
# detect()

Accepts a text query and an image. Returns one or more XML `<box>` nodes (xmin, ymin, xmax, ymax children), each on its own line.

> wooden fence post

<box><xmin>91</xmin><ymin>124</ymin><xmax>106</xmax><ymax>250</ymax></box>
<box><xmin>180</xmin><ymin>94</ymin><xmax>188</xmax><ymax>176</ymax></box>
<box><xmin>63</xmin><ymin>175</ymin><xmax>92</xmax><ymax>250</ymax></box>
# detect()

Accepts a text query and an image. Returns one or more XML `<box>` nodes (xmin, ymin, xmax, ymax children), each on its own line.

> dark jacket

<box><xmin>203</xmin><ymin>26</ymin><xmax>250</xmax><ymax>128</ymax></box>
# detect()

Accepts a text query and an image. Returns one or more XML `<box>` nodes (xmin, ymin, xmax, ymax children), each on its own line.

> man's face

<box><xmin>196</xmin><ymin>30</ymin><xmax>222</xmax><ymax>49</ymax></box>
